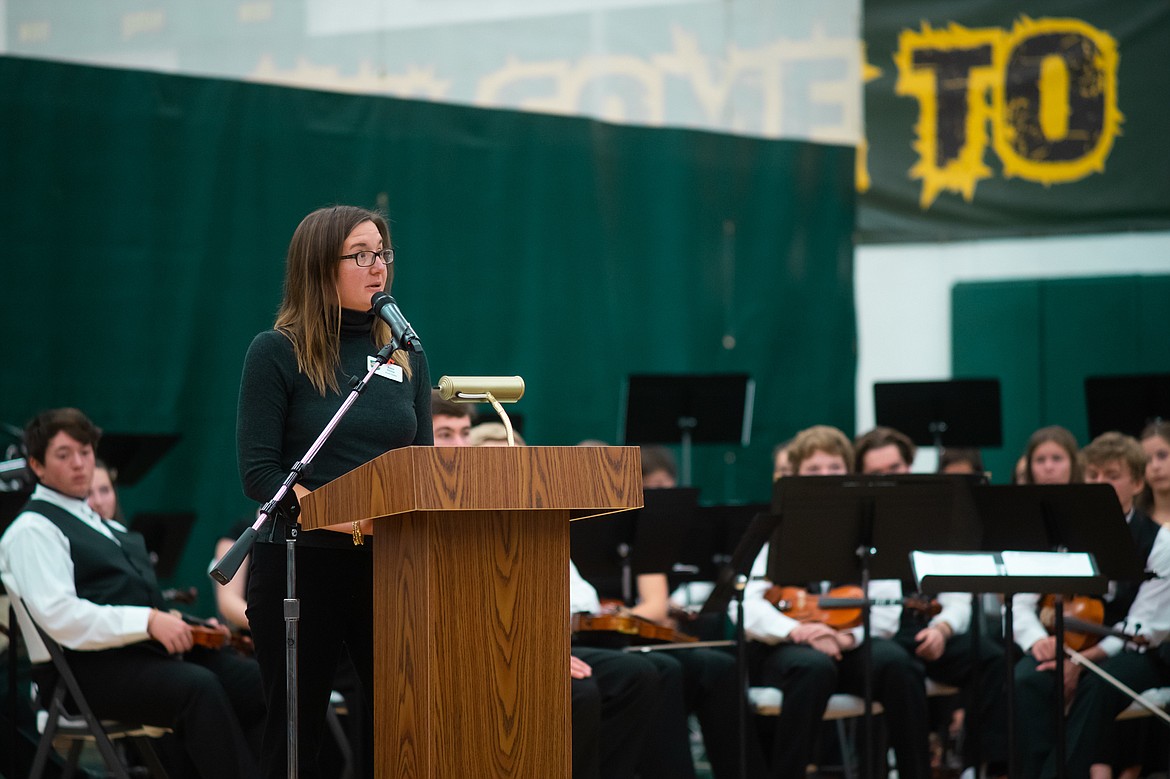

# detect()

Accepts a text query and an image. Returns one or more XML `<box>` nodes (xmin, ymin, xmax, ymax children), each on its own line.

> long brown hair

<box><xmin>1023</xmin><ymin>425</ymin><xmax>1082</xmax><ymax>484</ymax></box>
<box><xmin>1138</xmin><ymin>420</ymin><xmax>1170</xmax><ymax>512</ymax></box>
<box><xmin>274</xmin><ymin>205</ymin><xmax>411</xmax><ymax>395</ymax></box>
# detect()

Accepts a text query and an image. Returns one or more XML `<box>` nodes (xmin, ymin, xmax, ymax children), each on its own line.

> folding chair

<box><xmin>750</xmin><ymin>686</ymin><xmax>886</xmax><ymax>779</ymax></box>
<box><xmin>13</xmin><ymin>597</ymin><xmax>171</xmax><ymax>779</ymax></box>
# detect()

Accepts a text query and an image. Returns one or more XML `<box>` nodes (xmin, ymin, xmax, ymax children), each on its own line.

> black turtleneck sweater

<box><xmin>236</xmin><ymin>308</ymin><xmax>433</xmax><ymax>547</ymax></box>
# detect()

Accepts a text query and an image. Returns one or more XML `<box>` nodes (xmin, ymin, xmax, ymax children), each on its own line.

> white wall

<box><xmin>854</xmin><ymin>230</ymin><xmax>1170</xmax><ymax>469</ymax></box>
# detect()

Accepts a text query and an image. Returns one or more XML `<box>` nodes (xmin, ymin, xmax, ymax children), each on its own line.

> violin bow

<box><xmin>1064</xmin><ymin>646</ymin><xmax>1170</xmax><ymax>727</ymax></box>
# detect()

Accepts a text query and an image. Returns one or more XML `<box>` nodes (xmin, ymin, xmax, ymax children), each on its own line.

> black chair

<box><xmin>12</xmin><ymin>596</ymin><xmax>171</xmax><ymax>779</ymax></box>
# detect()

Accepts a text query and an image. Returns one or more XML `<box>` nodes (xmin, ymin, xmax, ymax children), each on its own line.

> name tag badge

<box><xmin>368</xmin><ymin>356</ymin><xmax>403</xmax><ymax>383</ymax></box>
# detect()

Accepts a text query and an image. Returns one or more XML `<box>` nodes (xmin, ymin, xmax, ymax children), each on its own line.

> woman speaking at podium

<box><xmin>237</xmin><ymin>205</ymin><xmax>433</xmax><ymax>777</ymax></box>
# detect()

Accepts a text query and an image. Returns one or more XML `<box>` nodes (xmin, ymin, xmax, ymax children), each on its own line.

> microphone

<box><xmin>436</xmin><ymin>376</ymin><xmax>525</xmax><ymax>403</ymax></box>
<box><xmin>370</xmin><ymin>292</ymin><xmax>423</xmax><ymax>352</ymax></box>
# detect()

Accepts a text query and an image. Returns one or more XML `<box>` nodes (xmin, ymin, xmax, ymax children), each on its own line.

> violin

<box><xmin>186</xmin><ymin>622</ymin><xmax>255</xmax><ymax>654</ymax></box>
<box><xmin>764</xmin><ymin>586</ymin><xmax>943</xmax><ymax>630</ymax></box>
<box><xmin>571</xmin><ymin>602</ymin><xmax>698</xmax><ymax>645</ymax></box>
<box><xmin>764</xmin><ymin>585</ymin><xmax>864</xmax><ymax>629</ymax></box>
<box><xmin>1039</xmin><ymin>594</ymin><xmax>1105</xmax><ymax>651</ymax></box>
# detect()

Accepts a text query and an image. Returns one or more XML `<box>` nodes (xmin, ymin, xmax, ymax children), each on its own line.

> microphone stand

<box><xmin>211</xmin><ymin>338</ymin><xmax>399</xmax><ymax>779</ymax></box>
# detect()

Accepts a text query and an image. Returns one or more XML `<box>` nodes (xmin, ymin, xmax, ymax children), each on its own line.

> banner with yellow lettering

<box><xmin>858</xmin><ymin>1</ymin><xmax>1170</xmax><ymax>242</ymax></box>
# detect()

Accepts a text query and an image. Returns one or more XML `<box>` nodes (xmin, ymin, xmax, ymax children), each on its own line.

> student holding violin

<box><xmin>569</xmin><ymin>560</ymin><xmax>661</xmax><ymax>779</ymax></box>
<box><xmin>443</xmin><ymin>411</ymin><xmax>660</xmax><ymax>779</ymax></box>
<box><xmin>1013</xmin><ymin>432</ymin><xmax>1170</xmax><ymax>779</ymax></box>
<box><xmin>574</xmin><ymin>444</ymin><xmax>768</xmax><ymax>779</ymax></box>
<box><xmin>0</xmin><ymin>408</ymin><xmax>264</xmax><ymax>778</ymax></box>
<box><xmin>855</xmin><ymin>427</ymin><xmax>1009</xmax><ymax>777</ymax></box>
<box><xmin>738</xmin><ymin>425</ymin><xmax>933</xmax><ymax>779</ymax></box>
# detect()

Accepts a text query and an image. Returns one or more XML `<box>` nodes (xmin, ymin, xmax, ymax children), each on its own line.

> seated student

<box><xmin>640</xmin><ymin>444</ymin><xmax>678</xmax><ymax>488</ymax></box>
<box><xmin>738</xmin><ymin>424</ymin><xmax>932</xmax><ymax>779</ymax></box>
<box><xmin>468</xmin><ymin>421</ymin><xmax>525</xmax><ymax>447</ymax></box>
<box><xmin>772</xmin><ymin>438</ymin><xmax>794</xmax><ymax>481</ymax></box>
<box><xmin>212</xmin><ymin>519</ymin><xmax>253</xmax><ymax>634</ymax></box>
<box><xmin>854</xmin><ymin>425</ymin><xmax>916</xmax><ymax>475</ymax></box>
<box><xmin>857</xmin><ymin>427</ymin><xmax>1008</xmax><ymax>777</ymax></box>
<box><xmin>0</xmin><ymin>408</ymin><xmax>263</xmax><ymax>779</ymax></box>
<box><xmin>1139</xmin><ymin>420</ymin><xmax>1170</xmax><ymax>529</ymax></box>
<box><xmin>619</xmin><ymin>445</ymin><xmax>768</xmax><ymax>779</ymax></box>
<box><xmin>570</xmin><ymin>561</ymin><xmax>664</xmax><ymax>779</ymax></box>
<box><xmin>1012</xmin><ymin>455</ymin><xmax>1029</xmax><ymax>485</ymax></box>
<box><xmin>1009</xmin><ymin>425</ymin><xmax>1087</xmax><ymax>671</ymax></box>
<box><xmin>87</xmin><ymin>458</ymin><xmax>122</xmax><ymax>523</ymax></box>
<box><xmin>1022</xmin><ymin>425</ymin><xmax>1082</xmax><ymax>485</ymax></box>
<box><xmin>1013</xmin><ymin>432</ymin><xmax>1170</xmax><ymax>779</ymax></box>
<box><xmin>430</xmin><ymin>391</ymin><xmax>474</xmax><ymax>448</ymax></box>
<box><xmin>938</xmin><ymin>448</ymin><xmax>984</xmax><ymax>476</ymax></box>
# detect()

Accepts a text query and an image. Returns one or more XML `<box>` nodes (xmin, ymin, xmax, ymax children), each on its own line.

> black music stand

<box><xmin>974</xmin><ymin>484</ymin><xmax>1143</xmax><ymax>583</ymax></box>
<box><xmin>569</xmin><ymin>487</ymin><xmax>701</xmax><ymax>606</ymax></box>
<box><xmin>569</xmin><ymin>510</ymin><xmax>638</xmax><ymax>606</ymax></box>
<box><xmin>129</xmin><ymin>511</ymin><xmax>197</xmax><ymax>580</ymax></box>
<box><xmin>1084</xmin><ymin>373</ymin><xmax>1170</xmax><ymax>439</ymax></box>
<box><xmin>874</xmin><ymin>379</ymin><xmax>1002</xmax><ymax>450</ymax></box>
<box><xmin>766</xmin><ymin>474</ymin><xmax>983</xmax><ymax>779</ymax></box>
<box><xmin>919</xmin><ymin>482</ymin><xmax>1139</xmax><ymax>779</ymax></box>
<box><xmin>623</xmin><ymin>373</ymin><xmax>755</xmax><ymax>486</ymax></box>
<box><xmin>96</xmin><ymin>433</ymin><xmax>180</xmax><ymax>486</ymax></box>
<box><xmin>629</xmin><ymin>487</ymin><xmax>700</xmax><ymax>577</ymax></box>
<box><xmin>671</xmin><ymin>502</ymin><xmax>770</xmax><ymax>592</ymax></box>
<box><xmin>697</xmin><ymin>509</ymin><xmax>780</xmax><ymax>779</ymax></box>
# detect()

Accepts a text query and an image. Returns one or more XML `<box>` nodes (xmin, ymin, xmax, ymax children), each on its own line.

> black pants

<box><xmin>1015</xmin><ymin>651</ymin><xmax>1169</xmax><ymax>778</ymax></box>
<box><xmin>56</xmin><ymin>642</ymin><xmax>263</xmax><ymax>778</ymax></box>
<box><xmin>248</xmin><ymin>541</ymin><xmax>374</xmax><ymax>779</ymax></box>
<box><xmin>638</xmin><ymin>648</ymin><xmax>769</xmax><ymax>779</ymax></box>
<box><xmin>571</xmin><ymin>646</ymin><xmax>659</xmax><ymax>779</ymax></box>
<box><xmin>755</xmin><ymin>638</ymin><xmax>931</xmax><ymax>779</ymax></box>
<box><xmin>894</xmin><ymin>630</ymin><xmax>1009</xmax><ymax>766</ymax></box>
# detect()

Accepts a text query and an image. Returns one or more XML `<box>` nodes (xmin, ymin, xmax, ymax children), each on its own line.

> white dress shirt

<box><xmin>732</xmin><ymin>542</ymin><xmax>907</xmax><ymax>646</ymax></box>
<box><xmin>569</xmin><ymin>560</ymin><xmax>601</xmax><ymax>615</ymax></box>
<box><xmin>0</xmin><ymin>485</ymin><xmax>152</xmax><ymax>663</ymax></box>
<box><xmin>1011</xmin><ymin>517</ymin><xmax>1170</xmax><ymax>657</ymax></box>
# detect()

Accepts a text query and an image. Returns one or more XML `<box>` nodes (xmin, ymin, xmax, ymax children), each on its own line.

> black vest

<box><xmin>25</xmin><ymin>499</ymin><xmax>167</xmax><ymax>611</ymax></box>
<box><xmin>1103</xmin><ymin>508</ymin><xmax>1161</xmax><ymax>627</ymax></box>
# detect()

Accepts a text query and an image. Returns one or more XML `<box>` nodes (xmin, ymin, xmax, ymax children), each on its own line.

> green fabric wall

<box><xmin>0</xmin><ymin>56</ymin><xmax>856</xmax><ymax>612</ymax></box>
<box><xmin>952</xmin><ymin>275</ymin><xmax>1170</xmax><ymax>482</ymax></box>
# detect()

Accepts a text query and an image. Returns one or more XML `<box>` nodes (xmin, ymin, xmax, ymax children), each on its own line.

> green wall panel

<box><xmin>953</xmin><ymin>275</ymin><xmax>1170</xmax><ymax>483</ymax></box>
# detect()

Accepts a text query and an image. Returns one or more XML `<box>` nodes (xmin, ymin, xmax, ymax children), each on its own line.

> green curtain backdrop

<box><xmin>860</xmin><ymin>0</ymin><xmax>1170</xmax><ymax>242</ymax></box>
<box><xmin>952</xmin><ymin>275</ymin><xmax>1170</xmax><ymax>483</ymax></box>
<box><xmin>0</xmin><ymin>56</ymin><xmax>855</xmax><ymax>611</ymax></box>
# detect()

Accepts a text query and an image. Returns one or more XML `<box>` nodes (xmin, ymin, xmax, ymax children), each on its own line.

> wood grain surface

<box><xmin>298</xmin><ymin>446</ymin><xmax>643</xmax><ymax>530</ymax></box>
<box><xmin>300</xmin><ymin>447</ymin><xmax>642</xmax><ymax>777</ymax></box>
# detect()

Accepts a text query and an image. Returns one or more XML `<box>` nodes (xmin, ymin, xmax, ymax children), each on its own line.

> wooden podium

<box><xmin>299</xmin><ymin>445</ymin><xmax>643</xmax><ymax>779</ymax></box>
